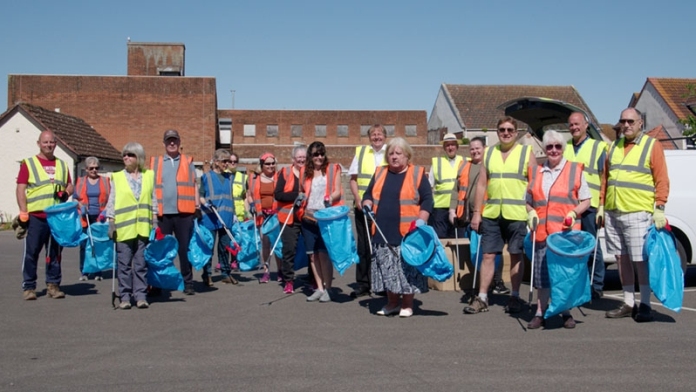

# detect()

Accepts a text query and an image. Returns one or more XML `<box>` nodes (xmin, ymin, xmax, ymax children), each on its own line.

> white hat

<box><xmin>442</xmin><ymin>133</ymin><xmax>458</xmax><ymax>144</ymax></box>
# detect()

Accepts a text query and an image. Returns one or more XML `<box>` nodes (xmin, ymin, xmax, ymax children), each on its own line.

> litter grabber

<box><xmin>83</xmin><ymin>207</ymin><xmax>96</xmax><ymax>259</ymax></box>
<box><xmin>264</xmin><ymin>194</ymin><xmax>304</xmax><ymax>270</ymax></box>
<box><xmin>203</xmin><ymin>203</ymin><xmax>241</xmax><ymax>257</ymax></box>
<box><xmin>528</xmin><ymin>217</ymin><xmax>538</xmax><ymax>311</ymax></box>
<box><xmin>111</xmin><ymin>242</ymin><xmax>118</xmax><ymax>309</ymax></box>
<box><xmin>589</xmin><ymin>214</ymin><xmax>603</xmax><ymax>303</ymax></box>
<box><xmin>248</xmin><ymin>202</ymin><xmax>264</xmax><ymax>268</ymax></box>
<box><xmin>362</xmin><ymin>204</ymin><xmax>399</xmax><ymax>259</ymax></box>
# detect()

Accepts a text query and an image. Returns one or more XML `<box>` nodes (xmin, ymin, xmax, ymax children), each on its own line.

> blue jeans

<box><xmin>209</xmin><ymin>228</ymin><xmax>232</xmax><ymax>278</ymax></box>
<box><xmin>581</xmin><ymin>207</ymin><xmax>604</xmax><ymax>291</ymax></box>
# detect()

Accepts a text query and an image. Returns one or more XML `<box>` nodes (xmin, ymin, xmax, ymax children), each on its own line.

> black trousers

<box><xmin>158</xmin><ymin>213</ymin><xmax>194</xmax><ymax>285</ymax></box>
<box><xmin>353</xmin><ymin>206</ymin><xmax>372</xmax><ymax>290</ymax></box>
<box><xmin>280</xmin><ymin>222</ymin><xmax>302</xmax><ymax>282</ymax></box>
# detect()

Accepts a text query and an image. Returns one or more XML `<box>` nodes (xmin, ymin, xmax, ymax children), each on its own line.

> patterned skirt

<box><xmin>532</xmin><ymin>242</ymin><xmax>550</xmax><ymax>289</ymax></box>
<box><xmin>370</xmin><ymin>244</ymin><xmax>429</xmax><ymax>295</ymax></box>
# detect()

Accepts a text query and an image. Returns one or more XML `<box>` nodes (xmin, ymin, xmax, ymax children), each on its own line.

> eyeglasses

<box><xmin>312</xmin><ymin>152</ymin><xmax>325</xmax><ymax>158</ymax></box>
<box><xmin>545</xmin><ymin>144</ymin><xmax>563</xmax><ymax>151</ymax></box>
<box><xmin>498</xmin><ymin>127</ymin><xmax>516</xmax><ymax>134</ymax></box>
<box><xmin>220</xmin><ymin>159</ymin><xmax>231</xmax><ymax>164</ymax></box>
<box><xmin>619</xmin><ymin>119</ymin><xmax>637</xmax><ymax>125</ymax></box>
<box><xmin>87</xmin><ymin>167</ymin><xmax>99</xmax><ymax>171</ymax></box>
<box><xmin>263</xmin><ymin>162</ymin><xmax>276</xmax><ymax>166</ymax></box>
<box><xmin>228</xmin><ymin>160</ymin><xmax>238</xmax><ymax>164</ymax></box>
<box><xmin>123</xmin><ymin>153</ymin><xmax>136</xmax><ymax>158</ymax></box>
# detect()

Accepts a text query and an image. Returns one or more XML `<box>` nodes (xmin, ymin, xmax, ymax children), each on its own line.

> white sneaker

<box><xmin>319</xmin><ymin>290</ymin><xmax>331</xmax><ymax>303</ymax></box>
<box><xmin>306</xmin><ymin>290</ymin><xmax>324</xmax><ymax>302</ymax></box>
<box><xmin>79</xmin><ymin>275</ymin><xmax>88</xmax><ymax>281</ymax></box>
<box><xmin>95</xmin><ymin>276</ymin><xmax>103</xmax><ymax>281</ymax></box>
<box><xmin>118</xmin><ymin>301</ymin><xmax>132</xmax><ymax>310</ymax></box>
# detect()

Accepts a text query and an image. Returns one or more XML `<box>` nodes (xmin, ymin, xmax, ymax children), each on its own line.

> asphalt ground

<box><xmin>1</xmin><ymin>229</ymin><xmax>695</xmax><ymax>392</ymax></box>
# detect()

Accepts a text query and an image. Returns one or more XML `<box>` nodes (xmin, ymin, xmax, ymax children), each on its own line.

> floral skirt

<box><xmin>370</xmin><ymin>244</ymin><xmax>428</xmax><ymax>295</ymax></box>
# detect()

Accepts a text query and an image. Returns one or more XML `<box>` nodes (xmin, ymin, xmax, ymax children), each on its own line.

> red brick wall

<box><xmin>8</xmin><ymin>74</ymin><xmax>217</xmax><ymax>162</ymax></box>
<box><xmin>127</xmin><ymin>43</ymin><xmax>185</xmax><ymax>76</ymax></box>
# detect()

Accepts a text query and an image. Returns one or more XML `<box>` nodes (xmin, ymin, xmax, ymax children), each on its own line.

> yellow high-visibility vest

<box><xmin>482</xmin><ymin>144</ymin><xmax>530</xmax><ymax>221</ymax></box>
<box><xmin>113</xmin><ymin>170</ymin><xmax>155</xmax><ymax>242</ymax></box>
<box><xmin>564</xmin><ymin>137</ymin><xmax>608</xmax><ymax>208</ymax></box>
<box><xmin>605</xmin><ymin>134</ymin><xmax>656</xmax><ymax>213</ymax></box>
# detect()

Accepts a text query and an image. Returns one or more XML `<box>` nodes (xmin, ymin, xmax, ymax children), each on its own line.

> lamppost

<box><xmin>231</xmin><ymin>90</ymin><xmax>236</xmax><ymax>109</ymax></box>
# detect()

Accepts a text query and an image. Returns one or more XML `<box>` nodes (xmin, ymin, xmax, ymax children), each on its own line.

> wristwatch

<box><xmin>656</xmin><ymin>205</ymin><xmax>665</xmax><ymax>211</ymax></box>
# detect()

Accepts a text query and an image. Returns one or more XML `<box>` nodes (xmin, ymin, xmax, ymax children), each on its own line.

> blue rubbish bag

<box><xmin>401</xmin><ymin>224</ymin><xmax>454</xmax><ymax>282</ymax></box>
<box><xmin>544</xmin><ymin>230</ymin><xmax>594</xmax><ymax>318</ymax></box>
<box><xmin>294</xmin><ymin>233</ymin><xmax>308</xmax><ymax>270</ymax></box>
<box><xmin>82</xmin><ymin>221</ymin><xmax>114</xmax><ymax>273</ymax></box>
<box><xmin>314</xmin><ymin>206</ymin><xmax>359</xmax><ymax>276</ymax></box>
<box><xmin>234</xmin><ymin>220</ymin><xmax>260</xmax><ymax>271</ymax></box>
<box><xmin>45</xmin><ymin>201</ymin><xmax>86</xmax><ymax>247</ymax></box>
<box><xmin>524</xmin><ymin>231</ymin><xmax>533</xmax><ymax>262</ymax></box>
<box><xmin>188</xmin><ymin>219</ymin><xmax>214</xmax><ymax>271</ymax></box>
<box><xmin>144</xmin><ymin>230</ymin><xmax>184</xmax><ymax>291</ymax></box>
<box><xmin>261</xmin><ymin>214</ymin><xmax>282</xmax><ymax>259</ymax></box>
<box><xmin>469</xmin><ymin>229</ymin><xmax>502</xmax><ymax>269</ymax></box>
<box><xmin>644</xmin><ymin>225</ymin><xmax>683</xmax><ymax>313</ymax></box>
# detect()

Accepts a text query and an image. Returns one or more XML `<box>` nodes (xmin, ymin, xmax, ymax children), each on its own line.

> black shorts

<box><xmin>480</xmin><ymin>217</ymin><xmax>526</xmax><ymax>255</ymax></box>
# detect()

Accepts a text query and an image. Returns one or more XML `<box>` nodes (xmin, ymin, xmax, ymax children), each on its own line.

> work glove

<box><xmin>193</xmin><ymin>208</ymin><xmax>202</xmax><ymax>220</ymax></box>
<box><xmin>527</xmin><ymin>210</ymin><xmax>539</xmax><ymax>231</ymax></box>
<box><xmin>54</xmin><ymin>190</ymin><xmax>69</xmax><ymax>203</ymax></box>
<box><xmin>408</xmin><ymin>218</ymin><xmax>426</xmax><ymax>233</ymax></box>
<box><xmin>653</xmin><ymin>208</ymin><xmax>667</xmax><ymax>230</ymax></box>
<box><xmin>225</xmin><ymin>243</ymin><xmax>241</xmax><ymax>256</ymax></box>
<box><xmin>563</xmin><ymin>211</ymin><xmax>577</xmax><ymax>230</ymax></box>
<box><xmin>204</xmin><ymin>201</ymin><xmax>214</xmax><ymax>210</ymax></box>
<box><xmin>294</xmin><ymin>193</ymin><xmax>306</xmax><ymax>208</ymax></box>
<box><xmin>154</xmin><ymin>227</ymin><xmax>165</xmax><ymax>241</ymax></box>
<box><xmin>12</xmin><ymin>214</ymin><xmax>29</xmax><ymax>240</ymax></box>
<box><xmin>448</xmin><ymin>209</ymin><xmax>457</xmax><ymax>225</ymax></box>
<box><xmin>108</xmin><ymin>221</ymin><xmax>116</xmax><ymax>240</ymax></box>
<box><xmin>97</xmin><ymin>211</ymin><xmax>107</xmax><ymax>223</ymax></box>
<box><xmin>324</xmin><ymin>196</ymin><xmax>331</xmax><ymax>208</ymax></box>
<box><xmin>596</xmin><ymin>206</ymin><xmax>604</xmax><ymax>228</ymax></box>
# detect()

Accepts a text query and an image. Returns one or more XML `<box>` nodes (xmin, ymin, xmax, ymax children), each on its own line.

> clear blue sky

<box><xmin>2</xmin><ymin>0</ymin><xmax>694</xmax><ymax>125</ymax></box>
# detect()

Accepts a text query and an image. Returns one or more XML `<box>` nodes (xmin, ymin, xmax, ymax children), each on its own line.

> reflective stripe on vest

<box><xmin>249</xmin><ymin>172</ymin><xmax>278</xmax><ymax>226</ymax></box>
<box><xmin>232</xmin><ymin>172</ymin><xmax>247</xmax><ymax>221</ymax></box>
<box><xmin>605</xmin><ymin>134</ymin><xmax>656</xmax><ymax>213</ymax></box>
<box><xmin>454</xmin><ymin>160</ymin><xmax>472</xmax><ymax>219</ymax></box>
<box><xmin>112</xmin><ymin>170</ymin><xmax>154</xmax><ymax>241</ymax></box>
<box><xmin>372</xmin><ymin>165</ymin><xmax>423</xmax><ymax>236</ymax></box>
<box><xmin>564</xmin><ymin>138</ymin><xmax>607</xmax><ymax>208</ymax></box>
<box><xmin>355</xmin><ymin>145</ymin><xmax>386</xmax><ymax>199</ymax></box>
<box><xmin>482</xmin><ymin>144</ymin><xmax>530</xmax><ymax>221</ymax></box>
<box><xmin>277</xmin><ymin>167</ymin><xmax>300</xmax><ymax>225</ymax></box>
<box><xmin>75</xmin><ymin>176</ymin><xmax>110</xmax><ymax>227</ymax></box>
<box><xmin>201</xmin><ymin>171</ymin><xmax>234</xmax><ymax>230</ymax></box>
<box><xmin>25</xmin><ymin>156</ymin><xmax>68</xmax><ymax>212</ymax></box>
<box><xmin>151</xmin><ymin>154</ymin><xmax>197</xmax><ymax>215</ymax></box>
<box><xmin>431</xmin><ymin>155</ymin><xmax>463</xmax><ymax>208</ymax></box>
<box><xmin>529</xmin><ymin>161</ymin><xmax>583</xmax><ymax>242</ymax></box>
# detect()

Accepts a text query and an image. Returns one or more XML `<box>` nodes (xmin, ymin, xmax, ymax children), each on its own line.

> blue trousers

<box><xmin>116</xmin><ymin>237</ymin><xmax>148</xmax><ymax>302</ymax></box>
<box><xmin>581</xmin><ymin>207</ymin><xmax>604</xmax><ymax>291</ymax></box>
<box><xmin>22</xmin><ymin>215</ymin><xmax>63</xmax><ymax>291</ymax></box>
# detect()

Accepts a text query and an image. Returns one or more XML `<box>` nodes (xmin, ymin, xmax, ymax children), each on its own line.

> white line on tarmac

<box><xmin>604</xmin><ymin>293</ymin><xmax>696</xmax><ymax>312</ymax></box>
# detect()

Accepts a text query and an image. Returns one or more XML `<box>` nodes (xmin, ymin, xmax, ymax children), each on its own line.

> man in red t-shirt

<box><xmin>16</xmin><ymin>130</ymin><xmax>73</xmax><ymax>300</ymax></box>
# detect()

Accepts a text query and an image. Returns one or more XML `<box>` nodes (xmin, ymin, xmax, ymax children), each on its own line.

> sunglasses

<box><xmin>87</xmin><ymin>167</ymin><xmax>99</xmax><ymax>171</ymax></box>
<box><xmin>312</xmin><ymin>152</ymin><xmax>325</xmax><ymax>158</ymax></box>
<box><xmin>123</xmin><ymin>153</ymin><xmax>137</xmax><ymax>158</ymax></box>
<box><xmin>220</xmin><ymin>159</ymin><xmax>231</xmax><ymax>164</ymax></box>
<box><xmin>619</xmin><ymin>119</ymin><xmax>636</xmax><ymax>125</ymax></box>
<box><xmin>545</xmin><ymin>144</ymin><xmax>563</xmax><ymax>151</ymax></box>
<box><xmin>263</xmin><ymin>162</ymin><xmax>276</xmax><ymax>166</ymax></box>
<box><xmin>498</xmin><ymin>127</ymin><xmax>516</xmax><ymax>134</ymax></box>
<box><xmin>228</xmin><ymin>160</ymin><xmax>238</xmax><ymax>164</ymax></box>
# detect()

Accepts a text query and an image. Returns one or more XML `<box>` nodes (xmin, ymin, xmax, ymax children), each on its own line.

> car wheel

<box><xmin>676</xmin><ymin>236</ymin><xmax>688</xmax><ymax>274</ymax></box>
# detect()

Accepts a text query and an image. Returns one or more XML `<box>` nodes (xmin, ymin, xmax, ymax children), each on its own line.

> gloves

<box><xmin>448</xmin><ymin>210</ymin><xmax>457</xmax><ymax>225</ymax></box>
<box><xmin>294</xmin><ymin>193</ymin><xmax>306</xmax><ymax>208</ymax></box>
<box><xmin>154</xmin><ymin>227</ymin><xmax>165</xmax><ymax>240</ymax></box>
<box><xmin>203</xmin><ymin>201</ymin><xmax>214</xmax><ymax>210</ymax></box>
<box><xmin>12</xmin><ymin>215</ymin><xmax>28</xmax><ymax>240</ymax></box>
<box><xmin>108</xmin><ymin>221</ymin><xmax>116</xmax><ymax>240</ymax></box>
<box><xmin>563</xmin><ymin>210</ymin><xmax>577</xmax><ymax>229</ymax></box>
<box><xmin>97</xmin><ymin>212</ymin><xmax>107</xmax><ymax>223</ymax></box>
<box><xmin>54</xmin><ymin>190</ymin><xmax>69</xmax><ymax>203</ymax></box>
<box><xmin>324</xmin><ymin>196</ymin><xmax>331</xmax><ymax>208</ymax></box>
<box><xmin>527</xmin><ymin>210</ymin><xmax>539</xmax><ymax>230</ymax></box>
<box><xmin>362</xmin><ymin>204</ymin><xmax>373</xmax><ymax>217</ymax></box>
<box><xmin>193</xmin><ymin>208</ymin><xmax>202</xmax><ymax>220</ymax></box>
<box><xmin>225</xmin><ymin>243</ymin><xmax>241</xmax><ymax>256</ymax></box>
<box><xmin>596</xmin><ymin>206</ymin><xmax>604</xmax><ymax>228</ymax></box>
<box><xmin>408</xmin><ymin>219</ymin><xmax>426</xmax><ymax>233</ymax></box>
<box><xmin>653</xmin><ymin>208</ymin><xmax>667</xmax><ymax>230</ymax></box>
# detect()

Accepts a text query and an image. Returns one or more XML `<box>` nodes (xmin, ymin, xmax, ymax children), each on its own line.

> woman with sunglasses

<box><xmin>73</xmin><ymin>156</ymin><xmax>111</xmax><ymax>281</ymax></box>
<box><xmin>525</xmin><ymin>130</ymin><xmax>591</xmax><ymax>329</ymax></box>
<box><xmin>247</xmin><ymin>152</ymin><xmax>279</xmax><ymax>283</ymax></box>
<box><xmin>297</xmin><ymin>142</ymin><xmax>342</xmax><ymax>302</ymax></box>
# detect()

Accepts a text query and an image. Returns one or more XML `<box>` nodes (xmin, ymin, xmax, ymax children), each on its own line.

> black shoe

<box><xmin>634</xmin><ymin>303</ymin><xmax>654</xmax><ymax>322</ymax></box>
<box><xmin>504</xmin><ymin>296</ymin><xmax>523</xmax><ymax>313</ymax></box>
<box><xmin>591</xmin><ymin>288</ymin><xmax>603</xmax><ymax>300</ymax></box>
<box><xmin>184</xmin><ymin>284</ymin><xmax>195</xmax><ymax>296</ymax></box>
<box><xmin>146</xmin><ymin>286</ymin><xmax>162</xmax><ymax>297</ymax></box>
<box><xmin>606</xmin><ymin>303</ymin><xmax>636</xmax><ymax>319</ymax></box>
<box><xmin>492</xmin><ymin>281</ymin><xmax>511</xmax><ymax>295</ymax></box>
<box><xmin>350</xmin><ymin>287</ymin><xmax>370</xmax><ymax>298</ymax></box>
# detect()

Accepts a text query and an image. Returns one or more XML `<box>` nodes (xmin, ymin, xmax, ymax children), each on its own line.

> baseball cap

<box><xmin>163</xmin><ymin>129</ymin><xmax>180</xmax><ymax>141</ymax></box>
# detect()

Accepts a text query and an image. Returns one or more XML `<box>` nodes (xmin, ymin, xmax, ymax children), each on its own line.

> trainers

<box><xmin>606</xmin><ymin>303</ymin><xmax>636</xmax><ymax>319</ymax></box>
<box><xmin>259</xmin><ymin>272</ymin><xmax>270</xmax><ymax>284</ymax></box>
<box><xmin>527</xmin><ymin>315</ymin><xmax>545</xmax><ymax>329</ymax></box>
<box><xmin>463</xmin><ymin>296</ymin><xmax>489</xmax><ymax>314</ymax></box>
<box><xmin>504</xmin><ymin>296</ymin><xmax>523</xmax><ymax>313</ymax></box>
<box><xmin>119</xmin><ymin>301</ymin><xmax>132</xmax><ymax>310</ymax></box>
<box><xmin>492</xmin><ymin>281</ymin><xmax>511</xmax><ymax>295</ymax></box>
<box><xmin>319</xmin><ymin>290</ymin><xmax>331</xmax><ymax>303</ymax></box>
<box><xmin>23</xmin><ymin>289</ymin><xmax>37</xmax><ymax>301</ymax></box>
<box><xmin>221</xmin><ymin>276</ymin><xmax>239</xmax><ymax>285</ymax></box>
<box><xmin>634</xmin><ymin>303</ymin><xmax>654</xmax><ymax>322</ymax></box>
<box><xmin>277</xmin><ymin>272</ymin><xmax>284</xmax><ymax>282</ymax></box>
<box><xmin>95</xmin><ymin>276</ymin><xmax>103</xmax><ymax>281</ymax></box>
<box><xmin>136</xmin><ymin>300</ymin><xmax>149</xmax><ymax>309</ymax></box>
<box><xmin>46</xmin><ymin>283</ymin><xmax>65</xmax><ymax>299</ymax></box>
<box><xmin>307</xmin><ymin>290</ymin><xmax>324</xmax><ymax>302</ymax></box>
<box><xmin>284</xmin><ymin>281</ymin><xmax>294</xmax><ymax>294</ymax></box>
<box><xmin>78</xmin><ymin>275</ymin><xmax>88</xmax><ymax>281</ymax></box>
<box><xmin>230</xmin><ymin>261</ymin><xmax>239</xmax><ymax>271</ymax></box>
<box><xmin>215</xmin><ymin>263</ymin><xmax>221</xmax><ymax>272</ymax></box>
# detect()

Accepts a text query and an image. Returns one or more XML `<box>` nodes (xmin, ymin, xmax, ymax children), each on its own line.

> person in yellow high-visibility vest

<box><xmin>464</xmin><ymin>117</ymin><xmax>536</xmax><ymax>315</ymax></box>
<box><xmin>348</xmin><ymin>124</ymin><xmax>387</xmax><ymax>298</ymax></box>
<box><xmin>603</xmin><ymin>108</ymin><xmax>669</xmax><ymax>323</ymax></box>
<box><xmin>428</xmin><ymin>133</ymin><xmax>464</xmax><ymax>238</ymax></box>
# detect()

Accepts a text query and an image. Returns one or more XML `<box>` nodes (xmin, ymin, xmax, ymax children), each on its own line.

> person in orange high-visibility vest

<box><xmin>73</xmin><ymin>156</ymin><xmax>111</xmax><ymax>281</ymax></box>
<box><xmin>247</xmin><ymin>152</ymin><xmax>280</xmax><ymax>283</ymax></box>
<box><xmin>525</xmin><ymin>130</ymin><xmax>591</xmax><ymax>330</ymax></box>
<box><xmin>150</xmin><ymin>130</ymin><xmax>200</xmax><ymax>296</ymax></box>
<box><xmin>361</xmin><ymin>137</ymin><xmax>433</xmax><ymax>318</ymax></box>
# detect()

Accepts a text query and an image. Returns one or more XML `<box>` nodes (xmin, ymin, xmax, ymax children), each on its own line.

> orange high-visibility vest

<box><xmin>298</xmin><ymin>163</ymin><xmax>344</xmax><ymax>219</ymax></box>
<box><xmin>454</xmin><ymin>160</ymin><xmax>472</xmax><ymax>220</ymax></box>
<box><xmin>371</xmin><ymin>165</ymin><xmax>424</xmax><ymax>237</ymax></box>
<box><xmin>276</xmin><ymin>166</ymin><xmax>301</xmax><ymax>225</ymax></box>
<box><xmin>248</xmin><ymin>172</ymin><xmax>278</xmax><ymax>227</ymax></box>
<box><xmin>75</xmin><ymin>176</ymin><xmax>110</xmax><ymax>227</ymax></box>
<box><xmin>528</xmin><ymin>161</ymin><xmax>583</xmax><ymax>242</ymax></box>
<box><xmin>151</xmin><ymin>154</ymin><xmax>197</xmax><ymax>215</ymax></box>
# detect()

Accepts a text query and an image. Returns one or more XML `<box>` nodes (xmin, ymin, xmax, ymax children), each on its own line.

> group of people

<box><xmin>16</xmin><ymin>111</ymin><xmax>669</xmax><ymax>323</ymax></box>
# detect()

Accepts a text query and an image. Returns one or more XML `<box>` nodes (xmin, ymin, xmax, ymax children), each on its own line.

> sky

<box><xmin>2</xmin><ymin>0</ymin><xmax>695</xmax><ymax>125</ymax></box>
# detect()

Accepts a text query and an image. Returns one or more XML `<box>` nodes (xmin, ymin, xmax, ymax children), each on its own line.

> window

<box><xmin>291</xmin><ymin>125</ymin><xmax>303</xmax><ymax>137</ymax></box>
<box><xmin>405</xmin><ymin>125</ymin><xmax>417</xmax><ymax>137</ymax></box>
<box><xmin>385</xmin><ymin>125</ymin><xmax>395</xmax><ymax>137</ymax></box>
<box><xmin>315</xmin><ymin>125</ymin><xmax>327</xmax><ymax>137</ymax></box>
<box><xmin>243</xmin><ymin>124</ymin><xmax>256</xmax><ymax>137</ymax></box>
<box><xmin>267</xmin><ymin>124</ymin><xmax>278</xmax><ymax>138</ymax></box>
<box><xmin>218</xmin><ymin>118</ymin><xmax>232</xmax><ymax>144</ymax></box>
<box><xmin>361</xmin><ymin>125</ymin><xmax>371</xmax><ymax>137</ymax></box>
<box><xmin>337</xmin><ymin>125</ymin><xmax>349</xmax><ymax>137</ymax></box>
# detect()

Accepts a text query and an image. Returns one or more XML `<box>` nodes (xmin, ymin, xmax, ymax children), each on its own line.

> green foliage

<box><xmin>461</xmin><ymin>137</ymin><xmax>470</xmax><ymax>145</ymax></box>
<box><xmin>680</xmin><ymin>84</ymin><xmax>696</xmax><ymax>137</ymax></box>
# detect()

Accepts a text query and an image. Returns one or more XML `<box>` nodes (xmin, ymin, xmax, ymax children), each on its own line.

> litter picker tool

<box><xmin>249</xmin><ymin>202</ymin><xmax>264</xmax><ymax>268</ymax></box>
<box><xmin>589</xmin><ymin>215</ymin><xmax>602</xmax><ymax>302</ymax></box>
<box><xmin>528</xmin><ymin>218</ymin><xmax>538</xmax><ymax>311</ymax></box>
<box><xmin>363</xmin><ymin>206</ymin><xmax>399</xmax><ymax>259</ymax></box>
<box><xmin>111</xmin><ymin>242</ymin><xmax>118</xmax><ymax>309</ymax></box>
<box><xmin>264</xmin><ymin>194</ymin><xmax>304</xmax><ymax>270</ymax></box>
<box><xmin>205</xmin><ymin>204</ymin><xmax>241</xmax><ymax>257</ymax></box>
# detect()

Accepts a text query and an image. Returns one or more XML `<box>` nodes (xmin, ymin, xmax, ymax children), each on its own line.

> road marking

<box><xmin>604</xmin><ymin>293</ymin><xmax>696</xmax><ymax>312</ymax></box>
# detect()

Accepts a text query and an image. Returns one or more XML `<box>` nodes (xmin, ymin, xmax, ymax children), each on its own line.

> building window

<box><xmin>243</xmin><ymin>124</ymin><xmax>256</xmax><ymax>137</ymax></box>
<box><xmin>267</xmin><ymin>124</ymin><xmax>279</xmax><ymax>137</ymax></box>
<box><xmin>361</xmin><ymin>125</ymin><xmax>371</xmax><ymax>136</ymax></box>
<box><xmin>385</xmin><ymin>125</ymin><xmax>395</xmax><ymax>137</ymax></box>
<box><xmin>291</xmin><ymin>125</ymin><xmax>303</xmax><ymax>137</ymax></box>
<box><xmin>337</xmin><ymin>125</ymin><xmax>349</xmax><ymax>137</ymax></box>
<box><xmin>315</xmin><ymin>125</ymin><xmax>327</xmax><ymax>138</ymax></box>
<box><xmin>405</xmin><ymin>125</ymin><xmax>417</xmax><ymax>137</ymax></box>
<box><xmin>218</xmin><ymin>118</ymin><xmax>232</xmax><ymax>144</ymax></box>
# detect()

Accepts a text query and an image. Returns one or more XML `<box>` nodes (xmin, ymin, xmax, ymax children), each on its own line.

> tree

<box><xmin>679</xmin><ymin>84</ymin><xmax>696</xmax><ymax>137</ymax></box>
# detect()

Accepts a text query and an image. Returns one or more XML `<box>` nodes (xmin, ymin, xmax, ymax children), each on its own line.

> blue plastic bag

<box><xmin>144</xmin><ymin>230</ymin><xmax>184</xmax><ymax>291</ymax></box>
<box><xmin>644</xmin><ymin>226</ymin><xmax>683</xmax><ymax>313</ymax></box>
<box><xmin>469</xmin><ymin>229</ymin><xmax>502</xmax><ymax>269</ymax></box>
<box><xmin>544</xmin><ymin>230</ymin><xmax>594</xmax><ymax>318</ymax></box>
<box><xmin>234</xmin><ymin>220</ymin><xmax>261</xmax><ymax>271</ymax></box>
<box><xmin>261</xmin><ymin>214</ymin><xmax>282</xmax><ymax>259</ymax></box>
<box><xmin>188</xmin><ymin>219</ymin><xmax>214</xmax><ymax>271</ymax></box>
<box><xmin>294</xmin><ymin>233</ymin><xmax>308</xmax><ymax>270</ymax></box>
<box><xmin>401</xmin><ymin>224</ymin><xmax>454</xmax><ymax>282</ymax></box>
<box><xmin>315</xmin><ymin>206</ymin><xmax>359</xmax><ymax>276</ymax></box>
<box><xmin>45</xmin><ymin>201</ymin><xmax>86</xmax><ymax>247</ymax></box>
<box><xmin>82</xmin><ymin>221</ymin><xmax>114</xmax><ymax>273</ymax></box>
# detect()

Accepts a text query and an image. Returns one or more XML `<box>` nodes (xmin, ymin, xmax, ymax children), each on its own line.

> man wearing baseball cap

<box><xmin>428</xmin><ymin>133</ymin><xmax>464</xmax><ymax>238</ymax></box>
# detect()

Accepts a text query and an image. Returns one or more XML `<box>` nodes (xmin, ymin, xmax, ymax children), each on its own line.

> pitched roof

<box><xmin>0</xmin><ymin>103</ymin><xmax>122</xmax><ymax>162</ymax></box>
<box><xmin>443</xmin><ymin>84</ymin><xmax>597</xmax><ymax>130</ymax></box>
<box><xmin>646</xmin><ymin>77</ymin><xmax>696</xmax><ymax>119</ymax></box>
<box><xmin>646</xmin><ymin>124</ymin><xmax>678</xmax><ymax>150</ymax></box>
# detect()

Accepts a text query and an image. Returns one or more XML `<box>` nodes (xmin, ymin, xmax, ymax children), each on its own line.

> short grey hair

<box><xmin>386</xmin><ymin>137</ymin><xmax>413</xmax><ymax>161</ymax></box>
<box><xmin>85</xmin><ymin>156</ymin><xmax>100</xmax><ymax>168</ymax></box>
<box><xmin>122</xmin><ymin>142</ymin><xmax>146</xmax><ymax>172</ymax></box>
<box><xmin>543</xmin><ymin>130</ymin><xmax>566</xmax><ymax>152</ymax></box>
<box><xmin>214</xmin><ymin>149</ymin><xmax>231</xmax><ymax>162</ymax></box>
<box><xmin>292</xmin><ymin>145</ymin><xmax>306</xmax><ymax>159</ymax></box>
